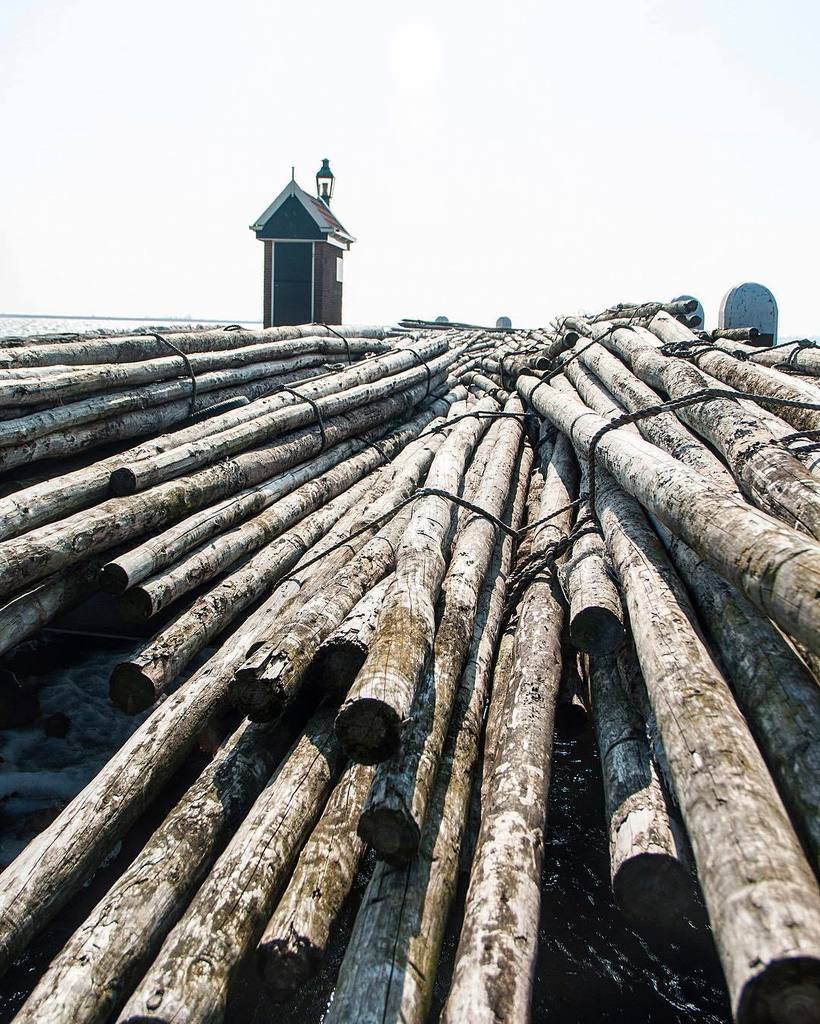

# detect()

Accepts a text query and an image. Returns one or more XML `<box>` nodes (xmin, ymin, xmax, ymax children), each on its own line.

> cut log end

<box><xmin>98</xmin><ymin>561</ymin><xmax>130</xmax><ymax>595</ymax></box>
<box><xmin>229</xmin><ymin>673</ymin><xmax>286</xmax><ymax>723</ymax></box>
<box><xmin>612</xmin><ymin>852</ymin><xmax>694</xmax><ymax>934</ymax></box>
<box><xmin>357</xmin><ymin>804</ymin><xmax>420</xmax><ymax>863</ymax></box>
<box><xmin>109</xmin><ymin>663</ymin><xmax>159</xmax><ymax>715</ymax></box>
<box><xmin>109</xmin><ymin>465</ymin><xmax>138</xmax><ymax>496</ymax></box>
<box><xmin>257</xmin><ymin>935</ymin><xmax>318</xmax><ymax>1001</ymax></box>
<box><xmin>118</xmin><ymin>587</ymin><xmax>154</xmax><ymax>622</ymax></box>
<box><xmin>334</xmin><ymin>698</ymin><xmax>401</xmax><ymax>765</ymax></box>
<box><xmin>737</xmin><ymin>957</ymin><xmax>820</xmax><ymax>1024</ymax></box>
<box><xmin>569</xmin><ymin>606</ymin><xmax>625</xmax><ymax>655</ymax></box>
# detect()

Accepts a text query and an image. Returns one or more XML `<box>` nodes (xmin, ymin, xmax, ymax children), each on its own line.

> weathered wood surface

<box><xmin>231</xmin><ymin>504</ymin><xmax>415</xmax><ymax>721</ymax></box>
<box><xmin>113</xmin><ymin>395</ymin><xmax>452</xmax><ymax>611</ymax></box>
<box><xmin>0</xmin><ymin>376</ymin><xmax>441</xmax><ymax>603</ymax></box>
<box><xmin>115</xmin><ymin>703</ymin><xmax>346</xmax><ymax>1024</ymax></box>
<box><xmin>309</xmin><ymin>574</ymin><xmax>393</xmax><ymax>691</ymax></box>
<box><xmin>571</xmin><ymin>340</ymin><xmax>738</xmax><ymax>492</ymax></box>
<box><xmin>326</xmin><ymin>433</ymin><xmax>531</xmax><ymax>1024</ymax></box>
<box><xmin>256</xmin><ymin>760</ymin><xmax>375</xmax><ymax>998</ymax></box>
<box><xmin>648</xmin><ymin>311</ymin><xmax>820</xmax><ymax>434</ymax></box>
<box><xmin>101</xmin><ymin>419</ymin><xmax>419</xmax><ymax>594</ymax></box>
<box><xmin>0</xmin><ymin>324</ymin><xmax>387</xmax><ymax>369</ymax></box>
<box><xmin>358</xmin><ymin>395</ymin><xmax>526</xmax><ymax>861</ymax></box>
<box><xmin>0</xmin><ymin>335</ymin><xmax>392</xmax><ymax>406</ymax></box>
<box><xmin>558</xmin><ymin>461</ymin><xmax>624</xmax><ymax>654</ymax></box>
<box><xmin>0</xmin><ymin>571</ymin><xmax>311</xmax><ymax>974</ymax></box>
<box><xmin>588</xmin><ymin>648</ymin><xmax>692</xmax><ymax>930</ymax></box>
<box><xmin>517</xmin><ymin>373</ymin><xmax>820</xmax><ymax>655</ymax></box>
<box><xmin>711</xmin><ymin>335</ymin><xmax>820</xmax><ymax>377</ymax></box>
<box><xmin>12</xmin><ymin>715</ymin><xmax>299</xmax><ymax>1024</ymax></box>
<box><xmin>657</xmin><ymin>522</ymin><xmax>820</xmax><ymax>871</ymax></box>
<box><xmin>595</xmin><ymin>465</ymin><xmax>820</xmax><ymax>1024</ymax></box>
<box><xmin>0</xmin><ymin>356</ymin><xmax>341</xmax><ymax>456</ymax></box>
<box><xmin>0</xmin><ymin>559</ymin><xmax>101</xmax><ymax>657</ymax></box>
<box><xmin>335</xmin><ymin>394</ymin><xmax>499</xmax><ymax>764</ymax></box>
<box><xmin>587</xmin><ymin>320</ymin><xmax>820</xmax><ymax>540</ymax></box>
<box><xmin>441</xmin><ymin>434</ymin><xmax>576</xmax><ymax>1024</ymax></box>
<box><xmin>109</xmin><ymin>336</ymin><xmax>456</xmax><ymax>494</ymax></box>
<box><xmin>111</xmin><ymin>411</ymin><xmax>454</xmax><ymax>712</ymax></box>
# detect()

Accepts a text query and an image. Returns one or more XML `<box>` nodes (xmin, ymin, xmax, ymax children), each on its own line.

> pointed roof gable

<box><xmin>250</xmin><ymin>179</ymin><xmax>355</xmax><ymax>246</ymax></box>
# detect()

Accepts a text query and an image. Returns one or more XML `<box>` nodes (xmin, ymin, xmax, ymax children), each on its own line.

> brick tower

<box><xmin>250</xmin><ymin>159</ymin><xmax>355</xmax><ymax>327</ymax></box>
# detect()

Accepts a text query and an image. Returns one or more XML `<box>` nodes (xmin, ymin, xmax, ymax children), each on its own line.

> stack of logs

<box><xmin>0</xmin><ymin>301</ymin><xmax>818</xmax><ymax>1024</ymax></box>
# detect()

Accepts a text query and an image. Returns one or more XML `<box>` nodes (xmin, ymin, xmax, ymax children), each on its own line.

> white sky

<box><xmin>1</xmin><ymin>0</ymin><xmax>818</xmax><ymax>333</ymax></box>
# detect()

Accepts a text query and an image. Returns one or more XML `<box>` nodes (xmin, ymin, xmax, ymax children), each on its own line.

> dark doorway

<box><xmin>273</xmin><ymin>242</ymin><xmax>312</xmax><ymax>325</ymax></box>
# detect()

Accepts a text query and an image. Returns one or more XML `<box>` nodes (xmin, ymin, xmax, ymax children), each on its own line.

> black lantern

<box><xmin>316</xmin><ymin>158</ymin><xmax>334</xmax><ymax>205</ymax></box>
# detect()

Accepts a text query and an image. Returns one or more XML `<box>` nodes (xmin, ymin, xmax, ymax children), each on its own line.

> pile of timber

<box><xmin>0</xmin><ymin>302</ymin><xmax>819</xmax><ymax>1024</ymax></box>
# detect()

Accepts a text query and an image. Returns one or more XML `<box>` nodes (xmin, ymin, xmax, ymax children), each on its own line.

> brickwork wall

<box><xmin>313</xmin><ymin>242</ymin><xmax>344</xmax><ymax>324</ymax></box>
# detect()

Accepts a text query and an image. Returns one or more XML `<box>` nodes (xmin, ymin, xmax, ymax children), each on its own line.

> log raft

<box><xmin>0</xmin><ymin>313</ymin><xmax>819</xmax><ymax>1024</ymax></box>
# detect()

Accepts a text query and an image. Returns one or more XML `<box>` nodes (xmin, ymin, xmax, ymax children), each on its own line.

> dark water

<box><xmin>0</xmin><ymin>637</ymin><xmax>731</xmax><ymax>1024</ymax></box>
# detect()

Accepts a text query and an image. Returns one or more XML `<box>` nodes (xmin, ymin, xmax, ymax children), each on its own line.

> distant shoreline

<box><xmin>0</xmin><ymin>313</ymin><xmax>261</xmax><ymax>325</ymax></box>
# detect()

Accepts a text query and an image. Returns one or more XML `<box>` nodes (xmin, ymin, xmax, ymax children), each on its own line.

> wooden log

<box><xmin>334</xmin><ymin>395</ymin><xmax>499</xmax><ymax>764</ymax></box>
<box><xmin>102</xmin><ymin>398</ymin><xmax>448</xmax><ymax>595</ymax></box>
<box><xmin>711</xmin><ymin>336</ymin><xmax>820</xmax><ymax>377</ymax></box>
<box><xmin>570</xmin><ymin>341</ymin><xmax>738</xmax><ymax>492</ymax></box>
<box><xmin>358</xmin><ymin>396</ymin><xmax>526</xmax><ymax>861</ymax></box>
<box><xmin>0</xmin><ymin>324</ymin><xmax>386</xmax><ymax>367</ymax></box>
<box><xmin>440</xmin><ymin>435</ymin><xmax>576</xmax><ymax>1024</ymax></box>
<box><xmin>554</xmin><ymin>369</ymin><xmax>819</xmax><ymax>860</ymax></box>
<box><xmin>0</xmin><ymin>336</ymin><xmax>448</xmax><ymax>543</ymax></box>
<box><xmin>11</xmin><ymin>714</ymin><xmax>299</xmax><ymax>1024</ymax></box>
<box><xmin>309</xmin><ymin>574</ymin><xmax>393</xmax><ymax>691</ymax></box>
<box><xmin>657</xmin><ymin>523</ymin><xmax>820</xmax><ymax>871</ymax></box>
<box><xmin>588</xmin><ymin>298</ymin><xmax>697</xmax><ymax>323</ymax></box>
<box><xmin>0</xmin><ymin>375</ymin><xmax>442</xmax><ymax>604</ymax></box>
<box><xmin>230</xmin><ymin>397</ymin><xmax>488</xmax><ymax>716</ymax></box>
<box><xmin>0</xmin><ymin>335</ymin><xmax>392</xmax><ymax>405</ymax></box>
<box><xmin>557</xmin><ymin>463</ymin><xmax>624</xmax><ymax>654</ymax></box>
<box><xmin>0</xmin><ymin>357</ymin><xmax>337</xmax><ymax>451</ymax></box>
<box><xmin>0</xmin><ymin>559</ymin><xmax>100</xmax><ymax>657</ymax></box>
<box><xmin>255</xmin><ymin>760</ymin><xmax>375</xmax><ymax>998</ymax></box>
<box><xmin>588</xmin><ymin>320</ymin><xmax>820</xmax><ymax>540</ymax></box>
<box><xmin>588</xmin><ymin>648</ymin><xmax>692</xmax><ymax>930</ymax></box>
<box><xmin>326</xmin><ymin>431</ymin><xmax>531</xmax><ymax>1024</ymax></box>
<box><xmin>648</xmin><ymin>311</ymin><xmax>820</xmax><ymax>434</ymax></box>
<box><xmin>0</xmin><ymin>566</ymin><xmax>316</xmax><ymax>974</ymax></box>
<box><xmin>595</xmin><ymin>465</ymin><xmax>820</xmax><ymax>1024</ymax></box>
<box><xmin>516</xmin><ymin>374</ymin><xmax>820</xmax><ymax>654</ymax></box>
<box><xmin>117</xmin><ymin>702</ymin><xmax>346</xmax><ymax>1024</ymax></box>
<box><xmin>230</xmin><ymin>503</ymin><xmax>416</xmax><ymax>721</ymax></box>
<box><xmin>109</xmin><ymin>335</ymin><xmax>455</xmax><ymax>494</ymax></box>
<box><xmin>710</xmin><ymin>327</ymin><xmax>761</xmax><ymax>343</ymax></box>
<box><xmin>110</xmin><ymin>410</ymin><xmax>453</xmax><ymax>712</ymax></box>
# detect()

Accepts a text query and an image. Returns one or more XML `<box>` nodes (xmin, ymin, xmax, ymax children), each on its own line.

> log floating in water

<box><xmin>588</xmin><ymin>645</ymin><xmax>693</xmax><ymax>931</ymax></box>
<box><xmin>256</xmin><ymin>759</ymin><xmax>375</xmax><ymax>998</ymax></box>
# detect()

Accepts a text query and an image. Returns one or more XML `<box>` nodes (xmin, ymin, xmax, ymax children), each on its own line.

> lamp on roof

<box><xmin>316</xmin><ymin>158</ymin><xmax>334</xmax><ymax>205</ymax></box>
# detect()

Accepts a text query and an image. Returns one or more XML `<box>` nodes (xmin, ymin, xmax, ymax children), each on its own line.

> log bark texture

<box><xmin>358</xmin><ymin>395</ymin><xmax>526</xmax><ymax>861</ymax></box>
<box><xmin>117</xmin><ymin>702</ymin><xmax>345</xmax><ymax>1024</ymax></box>
<box><xmin>326</xmin><ymin>431</ymin><xmax>531</xmax><ymax>1024</ymax></box>
<box><xmin>441</xmin><ymin>434</ymin><xmax>576</xmax><ymax>1024</ymax></box>
<box><xmin>588</xmin><ymin>649</ymin><xmax>692</xmax><ymax>930</ymax></box>
<box><xmin>255</xmin><ymin>760</ymin><xmax>375</xmax><ymax>998</ymax></box>
<box><xmin>595</xmin><ymin>466</ymin><xmax>820</xmax><ymax>1024</ymax></box>
<box><xmin>334</xmin><ymin>395</ymin><xmax>499</xmax><ymax>764</ymax></box>
<box><xmin>517</xmin><ymin>373</ymin><xmax>820</xmax><ymax>655</ymax></box>
<box><xmin>11</xmin><ymin>714</ymin><xmax>298</xmax><ymax>1024</ymax></box>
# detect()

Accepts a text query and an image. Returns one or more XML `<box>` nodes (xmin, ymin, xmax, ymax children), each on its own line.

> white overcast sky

<box><xmin>1</xmin><ymin>0</ymin><xmax>818</xmax><ymax>333</ymax></box>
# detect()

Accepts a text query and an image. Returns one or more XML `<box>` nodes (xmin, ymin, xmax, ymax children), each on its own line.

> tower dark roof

<box><xmin>250</xmin><ymin>179</ymin><xmax>355</xmax><ymax>246</ymax></box>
